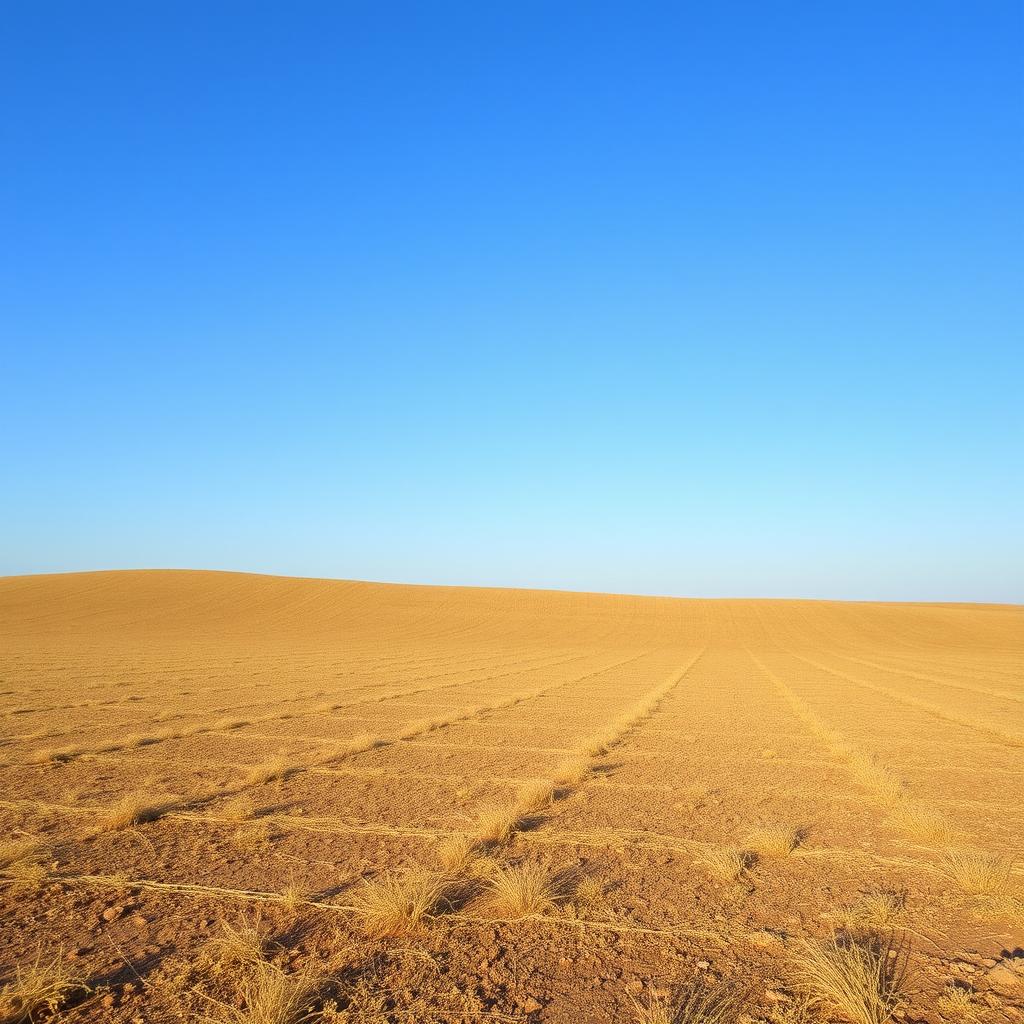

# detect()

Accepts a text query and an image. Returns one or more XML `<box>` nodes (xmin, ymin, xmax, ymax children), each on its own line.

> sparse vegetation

<box><xmin>631</xmin><ymin>977</ymin><xmax>739</xmax><ymax>1024</ymax></box>
<box><xmin>886</xmin><ymin>800</ymin><xmax>951</xmax><ymax>841</ymax></box>
<box><xmin>579</xmin><ymin>734</ymin><xmax>611</xmax><ymax>757</ymax></box>
<box><xmin>847</xmin><ymin>755</ymin><xmax>905</xmax><ymax>804</ymax></box>
<box><xmin>204</xmin><ymin>917</ymin><xmax>269</xmax><ymax>967</ymax></box>
<box><xmin>0</xmin><ymin>947</ymin><xmax>88</xmax><ymax>1024</ymax></box>
<box><xmin>436</xmin><ymin>834</ymin><xmax>475</xmax><ymax>873</ymax></box>
<box><xmin>344</xmin><ymin>732</ymin><xmax>382</xmax><ymax>754</ymax></box>
<box><xmin>470</xmin><ymin>803</ymin><xmax>519</xmax><ymax>846</ymax></box>
<box><xmin>99</xmin><ymin>792</ymin><xmax>170</xmax><ymax>831</ymax></box>
<box><xmin>221</xmin><ymin>794</ymin><xmax>258</xmax><ymax>822</ymax></box>
<box><xmin>214</xmin><ymin>717</ymin><xmax>251</xmax><ymax>731</ymax></box>
<box><xmin>792</xmin><ymin>933</ymin><xmax>906</xmax><ymax>1024</ymax></box>
<box><xmin>837</xmin><ymin>892</ymin><xmax>906</xmax><ymax>931</ymax></box>
<box><xmin>28</xmin><ymin>744</ymin><xmax>83</xmax><ymax>765</ymax></box>
<box><xmin>746</xmin><ymin>825</ymin><xmax>803</xmax><ymax>858</ymax></box>
<box><xmin>232</xmin><ymin>819</ymin><xmax>276</xmax><ymax>849</ymax></box>
<box><xmin>573</xmin><ymin>874</ymin><xmax>605</xmax><ymax>909</ymax></box>
<box><xmin>398</xmin><ymin>717</ymin><xmax>436</xmax><ymax>739</ymax></box>
<box><xmin>515</xmin><ymin>778</ymin><xmax>555</xmax><ymax>812</ymax></box>
<box><xmin>942</xmin><ymin>849</ymin><xmax>1014</xmax><ymax>897</ymax></box>
<box><xmin>0</xmin><ymin>838</ymin><xmax>39</xmax><ymax>870</ymax></box>
<box><xmin>701</xmin><ymin>847</ymin><xmax>752</xmax><ymax>882</ymax></box>
<box><xmin>0</xmin><ymin>860</ymin><xmax>48</xmax><ymax>894</ymax></box>
<box><xmin>278</xmin><ymin>876</ymin><xmax>309</xmax><ymax>909</ymax></box>
<box><xmin>245</xmin><ymin>757</ymin><xmax>294</xmax><ymax>787</ymax></box>
<box><xmin>349</xmin><ymin>870</ymin><xmax>452</xmax><ymax>936</ymax></box>
<box><xmin>484</xmin><ymin>861</ymin><xmax>562</xmax><ymax>918</ymax></box>
<box><xmin>936</xmin><ymin>984</ymin><xmax>979</xmax><ymax>1022</ymax></box>
<box><xmin>201</xmin><ymin>958</ymin><xmax>321</xmax><ymax>1024</ymax></box>
<box><xmin>552</xmin><ymin>755</ymin><xmax>590</xmax><ymax>786</ymax></box>
<box><xmin>0</xmin><ymin>572</ymin><xmax>1015</xmax><ymax>1024</ymax></box>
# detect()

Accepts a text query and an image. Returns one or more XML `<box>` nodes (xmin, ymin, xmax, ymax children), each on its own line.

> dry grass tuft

<box><xmin>936</xmin><ymin>984</ymin><xmax>979</xmax><ymax>1022</ymax></box>
<box><xmin>343</xmin><ymin>732</ymin><xmax>383</xmax><ymax>755</ymax></box>
<box><xmin>221</xmin><ymin>795</ymin><xmax>258</xmax><ymax>822</ymax></box>
<box><xmin>515</xmin><ymin>778</ymin><xmax>555</xmax><ymax>813</ymax></box>
<box><xmin>578</xmin><ymin>734</ymin><xmax>612</xmax><ymax>758</ymax></box>
<box><xmin>471</xmin><ymin>803</ymin><xmax>519</xmax><ymax>846</ymax></box>
<box><xmin>205</xmin><ymin>917</ymin><xmax>269</xmax><ymax>967</ymax></box>
<box><xmin>123</xmin><ymin>730</ymin><xmax>173</xmax><ymax>748</ymax></box>
<box><xmin>0</xmin><ymin>947</ymin><xmax>88</xmax><ymax>1024</ymax></box>
<box><xmin>631</xmin><ymin>992</ymin><xmax>676</xmax><ymax>1024</ymax></box>
<box><xmin>0</xmin><ymin>860</ymin><xmax>48</xmax><ymax>894</ymax></box>
<box><xmin>349</xmin><ymin>870</ymin><xmax>451</xmax><ymax>937</ymax></box>
<box><xmin>631</xmin><ymin>977</ymin><xmax>739</xmax><ymax>1024</ymax></box>
<box><xmin>701</xmin><ymin>847</ymin><xmax>753</xmax><ymax>882</ymax></box>
<box><xmin>279</xmin><ymin>876</ymin><xmax>309</xmax><ymax>910</ymax></box>
<box><xmin>245</xmin><ymin>756</ymin><xmax>294</xmax><ymax>787</ymax></box>
<box><xmin>942</xmin><ymin>849</ymin><xmax>1014</xmax><ymax>897</ymax></box>
<box><xmin>99</xmin><ymin>793</ymin><xmax>170</xmax><ymax>831</ymax></box>
<box><xmin>766</xmin><ymin>999</ymin><xmax>816</xmax><ymax>1024</ymax></box>
<box><xmin>886</xmin><ymin>801</ymin><xmax>951</xmax><ymax>842</ymax></box>
<box><xmin>214</xmin><ymin>717</ymin><xmax>251</xmax><ymax>731</ymax></box>
<box><xmin>747</xmin><ymin>826</ymin><xmax>803</xmax><ymax>858</ymax></box>
<box><xmin>232</xmin><ymin>820</ymin><xmax>276</xmax><ymax>850</ymax></box>
<box><xmin>792</xmin><ymin>933</ymin><xmax>906</xmax><ymax>1024</ymax></box>
<box><xmin>0</xmin><ymin>838</ymin><xmax>39</xmax><ymax>870</ymax></box>
<box><xmin>848</xmin><ymin>756</ymin><xmax>905</xmax><ymax>804</ymax></box>
<box><xmin>552</xmin><ymin>756</ymin><xmax>590</xmax><ymax>786</ymax></box>
<box><xmin>573</xmin><ymin>875</ymin><xmax>605</xmax><ymax>908</ymax></box>
<box><xmin>29</xmin><ymin>744</ymin><xmax>83</xmax><ymax>765</ymax></box>
<box><xmin>484</xmin><ymin>861</ymin><xmax>561</xmax><ymax>919</ymax></box>
<box><xmin>838</xmin><ymin>892</ymin><xmax>906</xmax><ymax>932</ymax></box>
<box><xmin>397</xmin><ymin>718</ymin><xmax>434</xmax><ymax>740</ymax></box>
<box><xmin>202</xmin><ymin>959</ymin><xmax>320</xmax><ymax>1024</ymax></box>
<box><xmin>436</xmin><ymin>834</ymin><xmax>476</xmax><ymax>873</ymax></box>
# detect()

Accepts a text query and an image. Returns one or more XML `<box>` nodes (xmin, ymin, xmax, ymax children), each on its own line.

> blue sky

<box><xmin>2</xmin><ymin>2</ymin><xmax>1021</xmax><ymax>601</ymax></box>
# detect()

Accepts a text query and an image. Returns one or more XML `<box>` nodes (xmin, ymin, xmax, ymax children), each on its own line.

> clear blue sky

<box><xmin>2</xmin><ymin>2</ymin><xmax>1022</xmax><ymax>601</ymax></box>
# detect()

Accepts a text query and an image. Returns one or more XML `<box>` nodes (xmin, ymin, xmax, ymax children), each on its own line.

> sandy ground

<box><xmin>0</xmin><ymin>570</ymin><xmax>1021</xmax><ymax>1023</ymax></box>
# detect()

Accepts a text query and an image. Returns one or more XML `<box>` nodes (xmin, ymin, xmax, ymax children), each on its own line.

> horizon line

<box><xmin>2</xmin><ymin>566</ymin><xmax>1019</xmax><ymax>610</ymax></box>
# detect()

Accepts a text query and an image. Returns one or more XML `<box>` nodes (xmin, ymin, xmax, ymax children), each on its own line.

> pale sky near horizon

<box><xmin>2</xmin><ymin>3</ymin><xmax>1022</xmax><ymax>602</ymax></box>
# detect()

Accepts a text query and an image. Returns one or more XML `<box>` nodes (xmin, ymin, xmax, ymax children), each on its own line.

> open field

<box><xmin>0</xmin><ymin>570</ymin><xmax>1021</xmax><ymax>1023</ymax></box>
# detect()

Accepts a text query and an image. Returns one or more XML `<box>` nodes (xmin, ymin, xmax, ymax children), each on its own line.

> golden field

<box><xmin>0</xmin><ymin>570</ymin><xmax>1021</xmax><ymax>1023</ymax></box>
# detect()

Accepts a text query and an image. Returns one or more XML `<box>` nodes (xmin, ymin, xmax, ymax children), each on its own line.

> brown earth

<box><xmin>0</xmin><ymin>570</ymin><xmax>1021</xmax><ymax>1023</ymax></box>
